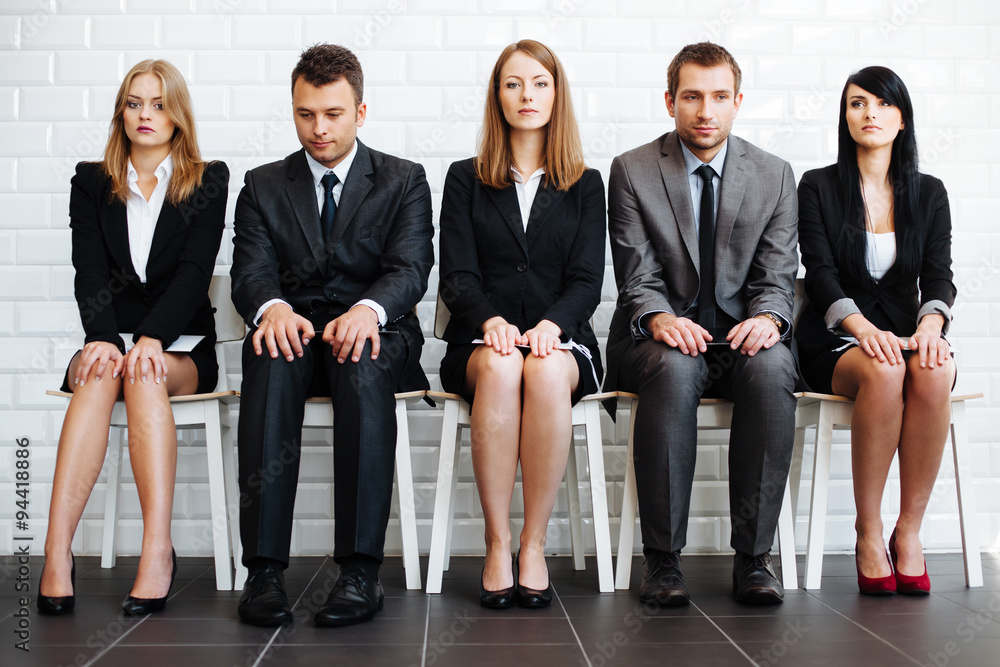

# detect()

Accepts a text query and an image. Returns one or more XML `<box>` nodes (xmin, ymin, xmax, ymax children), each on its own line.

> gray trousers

<box><xmin>618</xmin><ymin>339</ymin><xmax>797</xmax><ymax>556</ymax></box>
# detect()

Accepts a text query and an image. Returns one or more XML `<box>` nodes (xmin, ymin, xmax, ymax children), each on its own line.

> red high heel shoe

<box><xmin>889</xmin><ymin>529</ymin><xmax>930</xmax><ymax>595</ymax></box>
<box><xmin>856</xmin><ymin>543</ymin><xmax>896</xmax><ymax>595</ymax></box>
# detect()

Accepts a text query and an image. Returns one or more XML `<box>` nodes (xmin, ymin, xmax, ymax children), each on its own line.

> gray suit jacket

<box><xmin>603</xmin><ymin>131</ymin><xmax>799</xmax><ymax>393</ymax></box>
<box><xmin>231</xmin><ymin>141</ymin><xmax>434</xmax><ymax>390</ymax></box>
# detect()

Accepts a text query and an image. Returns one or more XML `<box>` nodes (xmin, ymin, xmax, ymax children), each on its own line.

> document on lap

<box><xmin>471</xmin><ymin>338</ymin><xmax>575</xmax><ymax>350</ymax></box>
<box><xmin>120</xmin><ymin>334</ymin><xmax>205</xmax><ymax>352</ymax></box>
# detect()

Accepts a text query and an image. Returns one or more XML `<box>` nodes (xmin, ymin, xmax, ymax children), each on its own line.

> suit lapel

<box><xmin>327</xmin><ymin>141</ymin><xmax>374</xmax><ymax>257</ymax></box>
<box><xmin>658</xmin><ymin>133</ymin><xmax>699</xmax><ymax>270</ymax></box>
<box><xmin>284</xmin><ymin>149</ymin><xmax>327</xmax><ymax>271</ymax></box>
<box><xmin>146</xmin><ymin>200</ymin><xmax>181</xmax><ymax>266</ymax></box>
<box><xmin>525</xmin><ymin>179</ymin><xmax>566</xmax><ymax>249</ymax></box>
<box><xmin>101</xmin><ymin>197</ymin><xmax>139</xmax><ymax>282</ymax></box>
<box><xmin>484</xmin><ymin>184</ymin><xmax>527</xmax><ymax>254</ymax></box>
<box><xmin>715</xmin><ymin>137</ymin><xmax>748</xmax><ymax>272</ymax></box>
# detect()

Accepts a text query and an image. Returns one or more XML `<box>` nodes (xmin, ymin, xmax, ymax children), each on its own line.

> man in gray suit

<box><xmin>605</xmin><ymin>43</ymin><xmax>798</xmax><ymax>606</ymax></box>
<box><xmin>231</xmin><ymin>44</ymin><xmax>433</xmax><ymax>626</ymax></box>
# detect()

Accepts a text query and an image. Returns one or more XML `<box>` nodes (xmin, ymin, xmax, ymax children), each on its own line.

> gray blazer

<box><xmin>603</xmin><ymin>131</ymin><xmax>799</xmax><ymax>392</ymax></box>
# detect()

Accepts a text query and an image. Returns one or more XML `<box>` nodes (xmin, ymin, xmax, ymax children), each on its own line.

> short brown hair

<box><xmin>667</xmin><ymin>42</ymin><xmax>742</xmax><ymax>99</ymax></box>
<box><xmin>291</xmin><ymin>43</ymin><xmax>364</xmax><ymax>106</ymax></box>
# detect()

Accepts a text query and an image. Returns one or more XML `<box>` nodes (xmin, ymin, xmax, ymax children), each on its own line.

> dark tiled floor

<box><xmin>2</xmin><ymin>552</ymin><xmax>1000</xmax><ymax>666</ymax></box>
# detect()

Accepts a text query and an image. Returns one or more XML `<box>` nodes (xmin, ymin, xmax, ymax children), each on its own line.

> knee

<box><xmin>522</xmin><ymin>353</ymin><xmax>572</xmax><ymax>396</ymax></box>
<box><xmin>476</xmin><ymin>349</ymin><xmax>524</xmax><ymax>385</ymax></box>
<box><xmin>859</xmin><ymin>357</ymin><xmax>906</xmax><ymax>394</ymax></box>
<box><xmin>737</xmin><ymin>345</ymin><xmax>796</xmax><ymax>393</ymax></box>
<box><xmin>632</xmin><ymin>341</ymin><xmax>703</xmax><ymax>388</ymax></box>
<box><xmin>904</xmin><ymin>360</ymin><xmax>954</xmax><ymax>404</ymax></box>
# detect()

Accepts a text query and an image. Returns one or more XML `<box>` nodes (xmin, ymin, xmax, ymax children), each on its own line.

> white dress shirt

<box><xmin>126</xmin><ymin>153</ymin><xmax>173</xmax><ymax>283</ymax></box>
<box><xmin>253</xmin><ymin>140</ymin><xmax>387</xmax><ymax>327</ymax></box>
<box><xmin>511</xmin><ymin>165</ymin><xmax>545</xmax><ymax>229</ymax></box>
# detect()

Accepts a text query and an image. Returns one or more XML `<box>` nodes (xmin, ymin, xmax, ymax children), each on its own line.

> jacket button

<box><xmin>516</xmin><ymin>263</ymin><xmax>527</xmax><ymax>273</ymax></box>
<box><xmin>683</xmin><ymin>302</ymin><xmax>690</xmax><ymax>310</ymax></box>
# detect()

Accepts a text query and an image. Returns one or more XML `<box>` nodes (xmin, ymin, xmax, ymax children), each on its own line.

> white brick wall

<box><xmin>1</xmin><ymin>0</ymin><xmax>998</xmax><ymax>559</ymax></box>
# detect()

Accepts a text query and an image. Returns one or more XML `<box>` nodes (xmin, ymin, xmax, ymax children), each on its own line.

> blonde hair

<box><xmin>474</xmin><ymin>40</ymin><xmax>585</xmax><ymax>192</ymax></box>
<box><xmin>102</xmin><ymin>59</ymin><xmax>204</xmax><ymax>204</ymax></box>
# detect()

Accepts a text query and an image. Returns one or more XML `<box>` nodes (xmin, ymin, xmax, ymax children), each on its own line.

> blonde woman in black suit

<box><xmin>797</xmin><ymin>66</ymin><xmax>955</xmax><ymax>595</ymax></box>
<box><xmin>38</xmin><ymin>59</ymin><xmax>228</xmax><ymax>616</ymax></box>
<box><xmin>439</xmin><ymin>40</ymin><xmax>605</xmax><ymax>609</ymax></box>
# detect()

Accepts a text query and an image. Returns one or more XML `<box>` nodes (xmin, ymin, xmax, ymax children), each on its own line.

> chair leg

<box><xmin>221</xmin><ymin>403</ymin><xmax>247</xmax><ymax>591</ymax></box>
<box><xmin>776</xmin><ymin>477</ymin><xmax>798</xmax><ymax>590</ymax></box>
<box><xmin>803</xmin><ymin>401</ymin><xmax>835</xmax><ymax>590</ymax></box>
<box><xmin>564</xmin><ymin>422</ymin><xmax>585</xmax><ymax>571</ymax></box>
<box><xmin>426</xmin><ymin>398</ymin><xmax>462</xmax><ymax>594</ymax></box>
<box><xmin>102</xmin><ymin>426</ymin><xmax>126</xmax><ymax>569</ymax></box>
<box><xmin>395</xmin><ymin>397</ymin><xmax>422</xmax><ymax>590</ymax></box>
<box><xmin>950</xmin><ymin>400</ymin><xmax>984</xmax><ymax>588</ymax></box>
<box><xmin>788</xmin><ymin>424</ymin><xmax>807</xmax><ymax>532</ymax></box>
<box><xmin>584</xmin><ymin>400</ymin><xmax>614</xmax><ymax>593</ymax></box>
<box><xmin>204</xmin><ymin>404</ymin><xmax>234</xmax><ymax>591</ymax></box>
<box><xmin>615</xmin><ymin>398</ymin><xmax>639</xmax><ymax>590</ymax></box>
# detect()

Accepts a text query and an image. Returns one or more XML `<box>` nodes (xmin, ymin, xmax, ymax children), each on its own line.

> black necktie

<box><xmin>320</xmin><ymin>172</ymin><xmax>339</xmax><ymax>239</ymax></box>
<box><xmin>696</xmin><ymin>164</ymin><xmax>716</xmax><ymax>331</ymax></box>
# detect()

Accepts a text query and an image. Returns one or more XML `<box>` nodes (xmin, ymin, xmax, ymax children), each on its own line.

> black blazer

<box><xmin>439</xmin><ymin>158</ymin><xmax>605</xmax><ymax>348</ymax></box>
<box><xmin>69</xmin><ymin>160</ymin><xmax>229</xmax><ymax>357</ymax></box>
<box><xmin>796</xmin><ymin>164</ymin><xmax>956</xmax><ymax>350</ymax></box>
<box><xmin>231</xmin><ymin>142</ymin><xmax>434</xmax><ymax>390</ymax></box>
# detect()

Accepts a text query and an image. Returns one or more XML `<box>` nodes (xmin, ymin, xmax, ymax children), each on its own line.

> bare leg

<box><xmin>123</xmin><ymin>352</ymin><xmax>198</xmax><ymax>599</ymax></box>
<box><xmin>893</xmin><ymin>355</ymin><xmax>955</xmax><ymax>575</ymax></box>
<box><xmin>464</xmin><ymin>347</ymin><xmax>523</xmax><ymax>591</ymax></box>
<box><xmin>518</xmin><ymin>351</ymin><xmax>578</xmax><ymax>590</ymax></box>
<box><xmin>831</xmin><ymin>348</ymin><xmax>906</xmax><ymax>578</ymax></box>
<box><xmin>41</xmin><ymin>353</ymin><xmax>121</xmax><ymax>597</ymax></box>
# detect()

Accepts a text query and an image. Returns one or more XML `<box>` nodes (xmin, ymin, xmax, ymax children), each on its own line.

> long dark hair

<box><xmin>835</xmin><ymin>66</ymin><xmax>922</xmax><ymax>286</ymax></box>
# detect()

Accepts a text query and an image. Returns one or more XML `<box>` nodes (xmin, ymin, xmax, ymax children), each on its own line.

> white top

<box><xmin>865</xmin><ymin>231</ymin><xmax>897</xmax><ymax>281</ymax></box>
<box><xmin>253</xmin><ymin>140</ymin><xmax>387</xmax><ymax>327</ymax></box>
<box><xmin>511</xmin><ymin>165</ymin><xmax>545</xmax><ymax>230</ymax></box>
<box><xmin>126</xmin><ymin>153</ymin><xmax>173</xmax><ymax>283</ymax></box>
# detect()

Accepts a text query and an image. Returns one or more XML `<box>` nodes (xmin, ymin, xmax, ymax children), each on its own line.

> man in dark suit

<box><xmin>231</xmin><ymin>44</ymin><xmax>433</xmax><ymax>627</ymax></box>
<box><xmin>604</xmin><ymin>43</ymin><xmax>798</xmax><ymax>606</ymax></box>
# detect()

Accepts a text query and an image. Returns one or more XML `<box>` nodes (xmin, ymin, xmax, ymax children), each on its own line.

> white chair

<box><xmin>47</xmin><ymin>272</ymin><xmax>245</xmax><ymax>591</ymax></box>
<box><xmin>791</xmin><ymin>391</ymin><xmax>985</xmax><ymax>589</ymax></box>
<box><xmin>230</xmin><ymin>390</ymin><xmax>428</xmax><ymax>592</ymax></box>
<box><xmin>424</xmin><ymin>293</ymin><xmax>615</xmax><ymax>594</ymax></box>
<box><xmin>614</xmin><ymin>392</ymin><xmax>799</xmax><ymax>590</ymax></box>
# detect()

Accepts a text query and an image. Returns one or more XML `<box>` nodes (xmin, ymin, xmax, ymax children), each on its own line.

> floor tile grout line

<box><xmin>689</xmin><ymin>600</ymin><xmax>761</xmax><ymax>667</ymax></box>
<box><xmin>802</xmin><ymin>590</ymin><xmax>926</xmax><ymax>666</ymax></box>
<box><xmin>552</xmin><ymin>582</ymin><xmax>592</xmax><ymax>667</ymax></box>
<box><xmin>420</xmin><ymin>594</ymin><xmax>431</xmax><ymax>667</ymax></box>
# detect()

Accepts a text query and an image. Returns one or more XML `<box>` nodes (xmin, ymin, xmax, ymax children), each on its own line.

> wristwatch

<box><xmin>759</xmin><ymin>311</ymin><xmax>786</xmax><ymax>335</ymax></box>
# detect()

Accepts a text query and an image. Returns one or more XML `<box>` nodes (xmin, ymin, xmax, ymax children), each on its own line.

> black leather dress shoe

<box><xmin>314</xmin><ymin>565</ymin><xmax>384</xmax><ymax>627</ymax></box>
<box><xmin>238</xmin><ymin>565</ymin><xmax>293</xmax><ymax>626</ymax></box>
<box><xmin>639</xmin><ymin>549</ymin><xmax>689</xmax><ymax>606</ymax></box>
<box><xmin>515</xmin><ymin>550</ymin><xmax>552</xmax><ymax>609</ymax></box>
<box><xmin>123</xmin><ymin>549</ymin><xmax>177</xmax><ymax>616</ymax></box>
<box><xmin>37</xmin><ymin>553</ymin><xmax>75</xmax><ymax>616</ymax></box>
<box><xmin>480</xmin><ymin>555</ymin><xmax>515</xmax><ymax>609</ymax></box>
<box><xmin>733</xmin><ymin>550</ymin><xmax>784</xmax><ymax>604</ymax></box>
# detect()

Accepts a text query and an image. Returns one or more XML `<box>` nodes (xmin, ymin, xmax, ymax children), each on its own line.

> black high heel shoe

<box><xmin>515</xmin><ymin>549</ymin><xmax>552</xmax><ymax>609</ymax></box>
<box><xmin>37</xmin><ymin>553</ymin><xmax>75</xmax><ymax>616</ymax></box>
<box><xmin>123</xmin><ymin>548</ymin><xmax>177</xmax><ymax>615</ymax></box>
<box><xmin>479</xmin><ymin>554</ymin><xmax>516</xmax><ymax>609</ymax></box>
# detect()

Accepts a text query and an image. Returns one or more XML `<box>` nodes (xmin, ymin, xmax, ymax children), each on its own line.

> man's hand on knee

<box><xmin>323</xmin><ymin>305</ymin><xmax>381</xmax><ymax>364</ymax></box>
<box><xmin>727</xmin><ymin>316</ymin><xmax>779</xmax><ymax>356</ymax></box>
<box><xmin>649</xmin><ymin>312</ymin><xmax>712</xmax><ymax>356</ymax></box>
<box><xmin>253</xmin><ymin>303</ymin><xmax>315</xmax><ymax>361</ymax></box>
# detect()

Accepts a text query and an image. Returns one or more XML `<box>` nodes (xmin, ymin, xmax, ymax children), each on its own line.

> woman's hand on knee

<box><xmin>524</xmin><ymin>320</ymin><xmax>563</xmax><ymax>358</ymax></box>
<box><xmin>76</xmin><ymin>341</ymin><xmax>124</xmax><ymax>386</ymax></box>
<box><xmin>910</xmin><ymin>316</ymin><xmax>950</xmax><ymax>369</ymax></box>
<box><xmin>482</xmin><ymin>317</ymin><xmax>524</xmax><ymax>355</ymax></box>
<box><xmin>857</xmin><ymin>328</ymin><xmax>904</xmax><ymax>365</ymax></box>
<box><xmin>125</xmin><ymin>336</ymin><xmax>167</xmax><ymax>385</ymax></box>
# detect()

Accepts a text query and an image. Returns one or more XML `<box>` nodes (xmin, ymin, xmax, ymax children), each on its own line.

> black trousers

<box><xmin>237</xmin><ymin>328</ymin><xmax>412</xmax><ymax>565</ymax></box>
<box><xmin>617</xmin><ymin>340</ymin><xmax>797</xmax><ymax>556</ymax></box>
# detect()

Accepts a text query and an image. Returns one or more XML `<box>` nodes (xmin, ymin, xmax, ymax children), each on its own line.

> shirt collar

<box><xmin>679</xmin><ymin>139</ymin><xmax>727</xmax><ymax>179</ymax></box>
<box><xmin>127</xmin><ymin>153</ymin><xmax>174</xmax><ymax>185</ymax></box>
<box><xmin>510</xmin><ymin>165</ymin><xmax>545</xmax><ymax>184</ymax></box>
<box><xmin>306</xmin><ymin>140</ymin><xmax>358</xmax><ymax>189</ymax></box>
